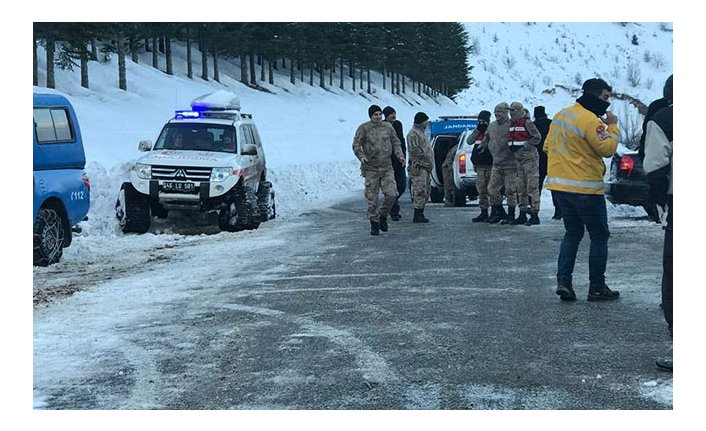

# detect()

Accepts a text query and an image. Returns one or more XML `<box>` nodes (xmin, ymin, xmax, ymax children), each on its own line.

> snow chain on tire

<box><xmin>116</xmin><ymin>183</ymin><xmax>151</xmax><ymax>234</ymax></box>
<box><xmin>257</xmin><ymin>181</ymin><xmax>276</xmax><ymax>221</ymax></box>
<box><xmin>220</xmin><ymin>185</ymin><xmax>261</xmax><ymax>232</ymax></box>
<box><xmin>33</xmin><ymin>207</ymin><xmax>65</xmax><ymax>266</ymax></box>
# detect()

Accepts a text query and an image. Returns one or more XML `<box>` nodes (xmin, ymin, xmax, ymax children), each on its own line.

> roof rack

<box><xmin>438</xmin><ymin>115</ymin><xmax>478</xmax><ymax>120</ymax></box>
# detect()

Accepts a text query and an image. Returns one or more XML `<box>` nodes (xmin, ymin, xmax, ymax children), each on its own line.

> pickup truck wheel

<box><xmin>34</xmin><ymin>208</ymin><xmax>65</xmax><ymax>266</ymax></box>
<box><xmin>115</xmin><ymin>183</ymin><xmax>151</xmax><ymax>234</ymax></box>
<box><xmin>453</xmin><ymin>187</ymin><xmax>467</xmax><ymax>207</ymax></box>
<box><xmin>430</xmin><ymin>186</ymin><xmax>444</xmax><ymax>203</ymax></box>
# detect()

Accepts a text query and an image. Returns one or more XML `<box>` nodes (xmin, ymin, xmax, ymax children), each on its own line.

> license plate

<box><xmin>162</xmin><ymin>181</ymin><xmax>195</xmax><ymax>192</ymax></box>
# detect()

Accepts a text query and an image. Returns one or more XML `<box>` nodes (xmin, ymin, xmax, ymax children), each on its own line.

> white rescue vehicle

<box><xmin>116</xmin><ymin>91</ymin><xmax>275</xmax><ymax>233</ymax></box>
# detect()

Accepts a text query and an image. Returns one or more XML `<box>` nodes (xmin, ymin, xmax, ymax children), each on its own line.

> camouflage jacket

<box><xmin>406</xmin><ymin>124</ymin><xmax>434</xmax><ymax>172</ymax></box>
<box><xmin>480</xmin><ymin>118</ymin><xmax>518</xmax><ymax>169</ymax></box>
<box><xmin>352</xmin><ymin>120</ymin><xmax>403</xmax><ymax>173</ymax></box>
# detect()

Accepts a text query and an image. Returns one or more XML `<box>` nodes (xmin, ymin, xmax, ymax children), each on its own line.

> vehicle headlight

<box><xmin>211</xmin><ymin>167</ymin><xmax>232</xmax><ymax>182</ymax></box>
<box><xmin>135</xmin><ymin>163</ymin><xmax>151</xmax><ymax>179</ymax></box>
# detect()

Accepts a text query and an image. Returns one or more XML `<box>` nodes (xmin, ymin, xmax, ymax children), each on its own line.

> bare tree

<box><xmin>117</xmin><ymin>28</ymin><xmax>126</xmax><ymax>90</ymax></box>
<box><xmin>33</xmin><ymin>36</ymin><xmax>38</xmax><ymax>86</ymax></box>
<box><xmin>46</xmin><ymin>35</ymin><xmax>56</xmax><ymax>88</ymax></box>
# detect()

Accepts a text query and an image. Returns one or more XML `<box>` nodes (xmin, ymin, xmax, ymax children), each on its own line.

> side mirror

<box><xmin>138</xmin><ymin>140</ymin><xmax>152</xmax><ymax>152</ymax></box>
<box><xmin>241</xmin><ymin>144</ymin><xmax>257</xmax><ymax>156</ymax></box>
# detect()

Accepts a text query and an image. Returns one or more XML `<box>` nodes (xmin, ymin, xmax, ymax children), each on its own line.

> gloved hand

<box><xmin>477</xmin><ymin>121</ymin><xmax>488</xmax><ymax>133</ymax></box>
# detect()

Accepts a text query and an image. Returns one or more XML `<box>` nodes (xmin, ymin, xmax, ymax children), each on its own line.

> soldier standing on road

<box><xmin>545</xmin><ymin>78</ymin><xmax>620</xmax><ymax>302</ymax></box>
<box><xmin>643</xmin><ymin>74</ymin><xmax>673</xmax><ymax>371</ymax></box>
<box><xmin>353</xmin><ymin>104</ymin><xmax>405</xmax><ymax>236</ymax></box>
<box><xmin>509</xmin><ymin>102</ymin><xmax>542</xmax><ymax>225</ymax></box>
<box><xmin>482</xmin><ymin>102</ymin><xmax>519</xmax><ymax>224</ymax></box>
<box><xmin>442</xmin><ymin>131</ymin><xmax>460</xmax><ymax>207</ymax></box>
<box><xmin>383</xmin><ymin>106</ymin><xmax>407</xmax><ymax>221</ymax></box>
<box><xmin>469</xmin><ymin>110</ymin><xmax>493</xmax><ymax>222</ymax></box>
<box><xmin>407</xmin><ymin>112</ymin><xmax>434</xmax><ymax>223</ymax></box>
<box><xmin>533</xmin><ymin>105</ymin><xmax>562</xmax><ymax>220</ymax></box>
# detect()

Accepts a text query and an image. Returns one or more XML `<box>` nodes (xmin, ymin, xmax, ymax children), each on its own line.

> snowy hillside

<box><xmin>457</xmin><ymin>22</ymin><xmax>673</xmax><ymax>139</ymax></box>
<box><xmin>32</xmin><ymin>22</ymin><xmax>673</xmax><ymax>247</ymax></box>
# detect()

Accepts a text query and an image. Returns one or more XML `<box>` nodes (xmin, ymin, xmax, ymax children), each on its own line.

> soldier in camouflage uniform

<box><xmin>481</xmin><ymin>102</ymin><xmax>519</xmax><ymax>224</ymax></box>
<box><xmin>352</xmin><ymin>104</ymin><xmax>405</xmax><ymax>235</ymax></box>
<box><xmin>508</xmin><ymin>102</ymin><xmax>542</xmax><ymax>225</ymax></box>
<box><xmin>441</xmin><ymin>139</ymin><xmax>459</xmax><ymax>206</ymax></box>
<box><xmin>468</xmin><ymin>110</ymin><xmax>493</xmax><ymax>222</ymax></box>
<box><xmin>407</xmin><ymin>112</ymin><xmax>434</xmax><ymax>223</ymax></box>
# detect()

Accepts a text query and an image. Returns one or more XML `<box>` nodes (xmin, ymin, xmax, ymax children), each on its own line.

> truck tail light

<box><xmin>458</xmin><ymin>153</ymin><xmax>467</xmax><ymax>174</ymax></box>
<box><xmin>619</xmin><ymin>155</ymin><xmax>634</xmax><ymax>177</ymax></box>
<box><xmin>82</xmin><ymin>173</ymin><xmax>91</xmax><ymax>192</ymax></box>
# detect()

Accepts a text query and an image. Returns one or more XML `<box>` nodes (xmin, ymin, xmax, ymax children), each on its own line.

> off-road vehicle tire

<box><xmin>453</xmin><ymin>186</ymin><xmax>467</xmax><ymax>207</ymax></box>
<box><xmin>33</xmin><ymin>207</ymin><xmax>66</xmax><ymax>266</ymax></box>
<box><xmin>219</xmin><ymin>185</ymin><xmax>261</xmax><ymax>232</ymax></box>
<box><xmin>116</xmin><ymin>182</ymin><xmax>151</xmax><ymax>234</ymax></box>
<box><xmin>257</xmin><ymin>181</ymin><xmax>276</xmax><ymax>221</ymax></box>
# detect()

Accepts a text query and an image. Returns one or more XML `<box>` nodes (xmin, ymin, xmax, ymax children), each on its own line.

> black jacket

<box><xmin>389</xmin><ymin>120</ymin><xmax>407</xmax><ymax>172</ymax></box>
<box><xmin>639</xmin><ymin>98</ymin><xmax>670</xmax><ymax>159</ymax></box>
<box><xmin>644</xmin><ymin>105</ymin><xmax>673</xmax><ymax>210</ymax></box>
<box><xmin>469</xmin><ymin>129</ymin><xmax>493</xmax><ymax>167</ymax></box>
<box><xmin>534</xmin><ymin>116</ymin><xmax>552</xmax><ymax>177</ymax></box>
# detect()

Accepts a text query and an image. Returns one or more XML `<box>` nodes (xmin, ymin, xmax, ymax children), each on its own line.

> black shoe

<box><xmin>390</xmin><ymin>213</ymin><xmax>401</xmax><ymax>221</ymax></box>
<box><xmin>472</xmin><ymin>209</ymin><xmax>489</xmax><ymax>223</ymax></box>
<box><xmin>370</xmin><ymin>220</ymin><xmax>380</xmax><ymax>236</ymax></box>
<box><xmin>655</xmin><ymin>357</ymin><xmax>673</xmax><ymax>372</ymax></box>
<box><xmin>379</xmin><ymin>216</ymin><xmax>389</xmax><ymax>232</ymax></box>
<box><xmin>525</xmin><ymin>211</ymin><xmax>540</xmax><ymax>226</ymax></box>
<box><xmin>587</xmin><ymin>284</ymin><xmax>620</xmax><ymax>301</ymax></box>
<box><xmin>556</xmin><ymin>282</ymin><xmax>576</xmax><ymax>302</ymax></box>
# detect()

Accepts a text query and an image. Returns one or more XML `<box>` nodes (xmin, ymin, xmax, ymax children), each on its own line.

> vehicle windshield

<box><xmin>154</xmin><ymin>123</ymin><xmax>237</xmax><ymax>154</ymax></box>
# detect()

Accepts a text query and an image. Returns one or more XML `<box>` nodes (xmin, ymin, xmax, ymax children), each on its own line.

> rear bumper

<box><xmin>605</xmin><ymin>181</ymin><xmax>650</xmax><ymax>206</ymax></box>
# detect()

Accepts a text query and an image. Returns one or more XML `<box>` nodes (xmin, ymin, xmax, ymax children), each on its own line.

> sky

<box><xmin>9</xmin><ymin>1</ymin><xmax>702</xmax><ymax>429</ymax></box>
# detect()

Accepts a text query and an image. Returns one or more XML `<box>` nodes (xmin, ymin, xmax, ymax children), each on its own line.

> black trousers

<box><xmin>662</xmin><ymin>195</ymin><xmax>673</xmax><ymax>332</ymax></box>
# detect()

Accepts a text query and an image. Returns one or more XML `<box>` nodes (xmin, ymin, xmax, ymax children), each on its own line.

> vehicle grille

<box><xmin>151</xmin><ymin>165</ymin><xmax>212</xmax><ymax>182</ymax></box>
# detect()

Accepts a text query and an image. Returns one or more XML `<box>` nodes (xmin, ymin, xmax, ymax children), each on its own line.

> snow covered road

<box><xmin>33</xmin><ymin>194</ymin><xmax>672</xmax><ymax>409</ymax></box>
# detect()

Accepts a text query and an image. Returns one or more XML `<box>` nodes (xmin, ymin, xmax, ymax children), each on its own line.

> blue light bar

<box><xmin>175</xmin><ymin>110</ymin><xmax>201</xmax><ymax>119</ymax></box>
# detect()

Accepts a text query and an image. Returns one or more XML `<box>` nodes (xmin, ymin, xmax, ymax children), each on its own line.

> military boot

<box><xmin>501</xmin><ymin>206</ymin><xmax>516</xmax><ymax>225</ymax></box>
<box><xmin>379</xmin><ymin>216</ymin><xmax>389</xmax><ymax>232</ymax></box>
<box><xmin>390</xmin><ymin>202</ymin><xmax>401</xmax><ymax>221</ymax></box>
<box><xmin>512</xmin><ymin>210</ymin><xmax>528</xmax><ymax>225</ymax></box>
<box><xmin>487</xmin><ymin>205</ymin><xmax>506</xmax><ymax>224</ymax></box>
<box><xmin>525</xmin><ymin>211</ymin><xmax>540</xmax><ymax>226</ymax></box>
<box><xmin>413</xmin><ymin>208</ymin><xmax>429</xmax><ymax>223</ymax></box>
<box><xmin>370</xmin><ymin>220</ymin><xmax>380</xmax><ymax>236</ymax></box>
<box><xmin>472</xmin><ymin>208</ymin><xmax>489</xmax><ymax>223</ymax></box>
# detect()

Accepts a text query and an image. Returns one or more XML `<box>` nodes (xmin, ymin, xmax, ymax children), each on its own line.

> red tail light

<box><xmin>82</xmin><ymin>173</ymin><xmax>91</xmax><ymax>192</ymax></box>
<box><xmin>458</xmin><ymin>153</ymin><xmax>467</xmax><ymax>174</ymax></box>
<box><xmin>619</xmin><ymin>155</ymin><xmax>634</xmax><ymax>177</ymax></box>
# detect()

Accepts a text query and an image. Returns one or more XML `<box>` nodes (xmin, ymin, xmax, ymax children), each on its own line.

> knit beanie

<box><xmin>368</xmin><ymin>105</ymin><xmax>382</xmax><ymax>118</ymax></box>
<box><xmin>663</xmin><ymin>74</ymin><xmax>673</xmax><ymax>102</ymax></box>
<box><xmin>414</xmin><ymin>112</ymin><xmax>429</xmax><ymax>124</ymax></box>
<box><xmin>478</xmin><ymin>110</ymin><xmax>491</xmax><ymax>122</ymax></box>
<box><xmin>382</xmin><ymin>106</ymin><xmax>396</xmax><ymax>119</ymax></box>
<box><xmin>533</xmin><ymin>106</ymin><xmax>547</xmax><ymax>119</ymax></box>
